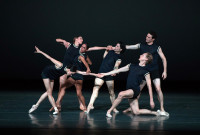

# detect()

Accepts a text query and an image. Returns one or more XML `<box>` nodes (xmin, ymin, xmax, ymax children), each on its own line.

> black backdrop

<box><xmin>0</xmin><ymin>0</ymin><xmax>199</xmax><ymax>91</ymax></box>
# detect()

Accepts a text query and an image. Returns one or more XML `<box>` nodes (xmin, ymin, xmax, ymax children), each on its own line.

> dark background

<box><xmin>0</xmin><ymin>0</ymin><xmax>199</xmax><ymax>91</ymax></box>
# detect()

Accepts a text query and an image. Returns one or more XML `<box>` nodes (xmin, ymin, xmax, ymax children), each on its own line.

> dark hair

<box><xmin>82</xmin><ymin>43</ymin><xmax>90</xmax><ymax>50</ymax></box>
<box><xmin>146</xmin><ymin>52</ymin><xmax>153</xmax><ymax>64</ymax></box>
<box><xmin>117</xmin><ymin>41</ymin><xmax>126</xmax><ymax>54</ymax></box>
<box><xmin>148</xmin><ymin>30</ymin><xmax>157</xmax><ymax>40</ymax></box>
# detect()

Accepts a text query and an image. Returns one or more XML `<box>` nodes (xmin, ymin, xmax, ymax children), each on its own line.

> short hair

<box><xmin>73</xmin><ymin>36</ymin><xmax>82</xmax><ymax>43</ymax></box>
<box><xmin>145</xmin><ymin>52</ymin><xmax>153</xmax><ymax>65</ymax></box>
<box><xmin>117</xmin><ymin>41</ymin><xmax>126</xmax><ymax>54</ymax></box>
<box><xmin>148</xmin><ymin>30</ymin><xmax>157</xmax><ymax>40</ymax></box>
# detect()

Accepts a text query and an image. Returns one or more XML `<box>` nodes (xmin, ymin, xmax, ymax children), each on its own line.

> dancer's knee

<box><xmin>118</xmin><ymin>92</ymin><xmax>125</xmax><ymax>99</ymax></box>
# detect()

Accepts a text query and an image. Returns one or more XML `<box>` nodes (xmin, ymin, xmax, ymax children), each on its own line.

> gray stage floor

<box><xmin>0</xmin><ymin>89</ymin><xmax>200</xmax><ymax>134</ymax></box>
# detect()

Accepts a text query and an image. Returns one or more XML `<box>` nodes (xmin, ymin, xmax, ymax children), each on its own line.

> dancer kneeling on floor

<box><xmin>100</xmin><ymin>52</ymin><xmax>169</xmax><ymax>118</ymax></box>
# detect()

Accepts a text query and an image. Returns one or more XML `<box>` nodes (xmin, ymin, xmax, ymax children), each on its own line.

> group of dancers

<box><xmin>28</xmin><ymin>30</ymin><xmax>169</xmax><ymax>117</ymax></box>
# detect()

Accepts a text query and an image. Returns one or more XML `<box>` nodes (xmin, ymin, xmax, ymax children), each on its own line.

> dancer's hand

<box><xmin>106</xmin><ymin>45</ymin><xmax>113</xmax><ymax>51</ymax></box>
<box><xmin>150</xmin><ymin>100</ymin><xmax>155</xmax><ymax>109</ymax></box>
<box><xmin>34</xmin><ymin>46</ymin><xmax>42</xmax><ymax>54</ymax></box>
<box><xmin>162</xmin><ymin>72</ymin><xmax>167</xmax><ymax>80</ymax></box>
<box><xmin>86</xmin><ymin>68</ymin><xmax>91</xmax><ymax>73</ymax></box>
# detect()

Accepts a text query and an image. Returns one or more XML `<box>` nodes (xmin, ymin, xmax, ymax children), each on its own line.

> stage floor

<box><xmin>0</xmin><ymin>89</ymin><xmax>200</xmax><ymax>134</ymax></box>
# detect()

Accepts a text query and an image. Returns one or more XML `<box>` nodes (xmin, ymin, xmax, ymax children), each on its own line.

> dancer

<box><xmin>49</xmin><ymin>44</ymin><xmax>112</xmax><ymax>112</ymax></box>
<box><xmin>87</xmin><ymin>41</ymin><xmax>126</xmax><ymax>113</ymax></box>
<box><xmin>28</xmin><ymin>46</ymin><xmax>101</xmax><ymax>114</ymax></box>
<box><xmin>100</xmin><ymin>53</ymin><xmax>167</xmax><ymax>118</ymax></box>
<box><xmin>125</xmin><ymin>31</ymin><xmax>168</xmax><ymax>116</ymax></box>
<box><xmin>55</xmin><ymin>38</ymin><xmax>108</xmax><ymax>111</ymax></box>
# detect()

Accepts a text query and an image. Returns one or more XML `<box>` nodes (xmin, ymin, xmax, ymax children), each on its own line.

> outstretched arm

<box><xmin>76</xmin><ymin>71</ymin><xmax>102</xmax><ymax>78</ymax></box>
<box><xmin>102</xmin><ymin>64</ymin><xmax>130</xmax><ymax>76</ymax></box>
<box><xmin>87</xmin><ymin>46</ymin><xmax>107</xmax><ymax>52</ymax></box>
<box><xmin>34</xmin><ymin>46</ymin><xmax>63</xmax><ymax>68</ymax></box>
<box><xmin>158</xmin><ymin>47</ymin><xmax>167</xmax><ymax>80</ymax></box>
<box><xmin>56</xmin><ymin>38</ymin><xmax>71</xmax><ymax>48</ymax></box>
<box><xmin>126</xmin><ymin>43</ymin><xmax>140</xmax><ymax>50</ymax></box>
<box><xmin>145</xmin><ymin>73</ymin><xmax>155</xmax><ymax>109</ymax></box>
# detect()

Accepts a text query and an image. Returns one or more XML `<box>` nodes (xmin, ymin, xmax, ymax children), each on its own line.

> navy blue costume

<box><xmin>126</xmin><ymin>64</ymin><xmax>149</xmax><ymax>99</ymax></box>
<box><xmin>140</xmin><ymin>43</ymin><xmax>161</xmax><ymax>80</ymax></box>
<box><xmin>41</xmin><ymin>44</ymin><xmax>80</xmax><ymax>80</ymax></box>
<box><xmin>98</xmin><ymin>50</ymin><xmax>121</xmax><ymax>81</ymax></box>
<box><xmin>70</xmin><ymin>52</ymin><xmax>88</xmax><ymax>80</ymax></box>
<box><xmin>62</xmin><ymin>44</ymin><xmax>81</xmax><ymax>67</ymax></box>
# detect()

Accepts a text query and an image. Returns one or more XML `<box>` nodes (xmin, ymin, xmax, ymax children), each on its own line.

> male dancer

<box><xmin>87</xmin><ymin>41</ymin><xmax>126</xmax><ymax>113</ymax></box>
<box><xmin>125</xmin><ymin>31</ymin><xmax>168</xmax><ymax>115</ymax></box>
<box><xmin>100</xmin><ymin>53</ymin><xmax>168</xmax><ymax>118</ymax></box>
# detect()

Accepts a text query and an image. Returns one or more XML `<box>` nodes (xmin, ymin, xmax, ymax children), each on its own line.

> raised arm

<box><xmin>102</xmin><ymin>64</ymin><xmax>130</xmax><ymax>76</ymax></box>
<box><xmin>157</xmin><ymin>47</ymin><xmax>167</xmax><ymax>80</ymax></box>
<box><xmin>145</xmin><ymin>73</ymin><xmax>155</xmax><ymax>109</ymax></box>
<box><xmin>34</xmin><ymin>46</ymin><xmax>63</xmax><ymax>68</ymax></box>
<box><xmin>125</xmin><ymin>43</ymin><xmax>140</xmax><ymax>50</ymax></box>
<box><xmin>79</xmin><ymin>55</ymin><xmax>91</xmax><ymax>73</ymax></box>
<box><xmin>56</xmin><ymin>38</ymin><xmax>71</xmax><ymax>48</ymax></box>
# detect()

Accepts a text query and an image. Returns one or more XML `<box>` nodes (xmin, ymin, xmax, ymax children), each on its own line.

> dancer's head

<box><xmin>80</xmin><ymin>43</ymin><xmax>90</xmax><ymax>53</ymax></box>
<box><xmin>73</xmin><ymin>36</ymin><xmax>83</xmax><ymax>44</ymax></box>
<box><xmin>114</xmin><ymin>41</ymin><xmax>126</xmax><ymax>54</ymax></box>
<box><xmin>146</xmin><ymin>30</ymin><xmax>157</xmax><ymax>44</ymax></box>
<box><xmin>139</xmin><ymin>52</ymin><xmax>153</xmax><ymax>65</ymax></box>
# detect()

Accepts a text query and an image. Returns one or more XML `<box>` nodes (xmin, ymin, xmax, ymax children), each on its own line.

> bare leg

<box><xmin>153</xmin><ymin>78</ymin><xmax>165</xmax><ymax>112</ymax></box>
<box><xmin>75</xmin><ymin>80</ymin><xmax>87</xmax><ymax>112</ymax></box>
<box><xmin>123</xmin><ymin>80</ymin><xmax>146</xmax><ymax>113</ymax></box>
<box><xmin>29</xmin><ymin>78</ymin><xmax>55</xmax><ymax>114</ymax></box>
<box><xmin>87</xmin><ymin>78</ymin><xmax>104</xmax><ymax>113</ymax></box>
<box><xmin>49</xmin><ymin>75</ymin><xmax>74</xmax><ymax>112</ymax></box>
<box><xmin>106</xmin><ymin>80</ymin><xmax>118</xmax><ymax>113</ymax></box>
<box><xmin>129</xmin><ymin>98</ymin><xmax>158</xmax><ymax>116</ymax></box>
<box><xmin>106</xmin><ymin>89</ymin><xmax>134</xmax><ymax>117</ymax></box>
<box><xmin>43</xmin><ymin>79</ymin><xmax>58</xmax><ymax>114</ymax></box>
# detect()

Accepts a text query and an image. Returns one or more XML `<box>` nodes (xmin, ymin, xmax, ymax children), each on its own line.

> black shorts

<box><xmin>97</xmin><ymin>75</ymin><xmax>113</xmax><ymax>81</ymax></box>
<box><xmin>128</xmin><ymin>88</ymin><xmax>141</xmax><ymax>99</ymax></box>
<box><xmin>70</xmin><ymin>73</ymin><xmax>83</xmax><ymax>80</ymax></box>
<box><xmin>41</xmin><ymin>65</ymin><xmax>66</xmax><ymax>80</ymax></box>
<box><xmin>150</xmin><ymin>70</ymin><xmax>160</xmax><ymax>80</ymax></box>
